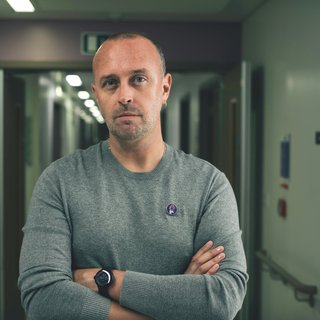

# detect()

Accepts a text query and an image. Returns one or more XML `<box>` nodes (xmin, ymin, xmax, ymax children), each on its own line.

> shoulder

<box><xmin>169</xmin><ymin>145</ymin><xmax>221</xmax><ymax>176</ymax></box>
<box><xmin>167</xmin><ymin>145</ymin><xmax>231</xmax><ymax>192</ymax></box>
<box><xmin>41</xmin><ymin>142</ymin><xmax>105</xmax><ymax>181</ymax></box>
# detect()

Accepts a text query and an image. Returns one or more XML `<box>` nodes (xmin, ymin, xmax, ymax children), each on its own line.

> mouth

<box><xmin>114</xmin><ymin>112</ymin><xmax>141</xmax><ymax>121</ymax></box>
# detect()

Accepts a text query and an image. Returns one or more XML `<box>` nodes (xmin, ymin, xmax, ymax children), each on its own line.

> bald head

<box><xmin>92</xmin><ymin>32</ymin><xmax>167</xmax><ymax>78</ymax></box>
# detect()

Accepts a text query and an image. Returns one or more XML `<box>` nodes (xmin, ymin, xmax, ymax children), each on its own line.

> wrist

<box><xmin>94</xmin><ymin>267</ymin><xmax>115</xmax><ymax>298</ymax></box>
<box><xmin>93</xmin><ymin>268</ymin><xmax>125</xmax><ymax>302</ymax></box>
<box><xmin>108</xmin><ymin>270</ymin><xmax>125</xmax><ymax>302</ymax></box>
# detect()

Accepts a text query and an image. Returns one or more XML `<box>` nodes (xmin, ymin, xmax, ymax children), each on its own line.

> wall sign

<box><xmin>280</xmin><ymin>136</ymin><xmax>290</xmax><ymax>179</ymax></box>
<box><xmin>81</xmin><ymin>32</ymin><xmax>111</xmax><ymax>55</ymax></box>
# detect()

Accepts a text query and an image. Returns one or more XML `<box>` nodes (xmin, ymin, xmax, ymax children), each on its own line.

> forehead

<box><xmin>93</xmin><ymin>37</ymin><xmax>162</xmax><ymax>76</ymax></box>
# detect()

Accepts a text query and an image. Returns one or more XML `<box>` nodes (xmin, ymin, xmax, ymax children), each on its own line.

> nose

<box><xmin>118</xmin><ymin>83</ymin><xmax>133</xmax><ymax>106</ymax></box>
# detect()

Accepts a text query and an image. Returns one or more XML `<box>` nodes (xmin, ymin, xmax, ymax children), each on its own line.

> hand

<box><xmin>184</xmin><ymin>241</ymin><xmax>225</xmax><ymax>275</ymax></box>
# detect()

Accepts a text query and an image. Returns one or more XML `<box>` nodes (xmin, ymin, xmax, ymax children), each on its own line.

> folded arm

<box><xmin>115</xmin><ymin>174</ymin><xmax>248</xmax><ymax>320</ymax></box>
<box><xmin>105</xmin><ymin>174</ymin><xmax>248</xmax><ymax>320</ymax></box>
<box><xmin>73</xmin><ymin>240</ymin><xmax>225</xmax><ymax>319</ymax></box>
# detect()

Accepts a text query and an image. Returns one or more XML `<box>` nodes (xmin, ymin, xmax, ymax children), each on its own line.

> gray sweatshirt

<box><xmin>19</xmin><ymin>141</ymin><xmax>248</xmax><ymax>320</ymax></box>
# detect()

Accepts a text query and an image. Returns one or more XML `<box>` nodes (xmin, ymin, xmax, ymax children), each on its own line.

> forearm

<box><xmin>120</xmin><ymin>269</ymin><xmax>247</xmax><ymax>320</ymax></box>
<box><xmin>109</xmin><ymin>302</ymin><xmax>152</xmax><ymax>320</ymax></box>
<box><xmin>74</xmin><ymin>261</ymin><xmax>246</xmax><ymax>320</ymax></box>
<box><xmin>19</xmin><ymin>270</ymin><xmax>110</xmax><ymax>320</ymax></box>
<box><xmin>73</xmin><ymin>269</ymin><xmax>152</xmax><ymax>320</ymax></box>
<box><xmin>19</xmin><ymin>178</ymin><xmax>111</xmax><ymax>319</ymax></box>
<box><xmin>73</xmin><ymin>241</ymin><xmax>232</xmax><ymax>319</ymax></box>
<box><xmin>118</xmin><ymin>226</ymin><xmax>247</xmax><ymax>320</ymax></box>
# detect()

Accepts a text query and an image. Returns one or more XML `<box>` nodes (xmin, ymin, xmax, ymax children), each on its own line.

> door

<box><xmin>238</xmin><ymin>62</ymin><xmax>264</xmax><ymax>320</ymax></box>
<box><xmin>180</xmin><ymin>94</ymin><xmax>190</xmax><ymax>154</ymax></box>
<box><xmin>2</xmin><ymin>73</ymin><xmax>26</xmax><ymax>320</ymax></box>
<box><xmin>199</xmin><ymin>79</ymin><xmax>222</xmax><ymax>166</ymax></box>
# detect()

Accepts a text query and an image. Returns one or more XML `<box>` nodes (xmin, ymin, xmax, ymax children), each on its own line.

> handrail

<box><xmin>256</xmin><ymin>250</ymin><xmax>318</xmax><ymax>307</ymax></box>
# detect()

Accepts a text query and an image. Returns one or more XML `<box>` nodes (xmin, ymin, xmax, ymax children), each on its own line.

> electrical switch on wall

<box><xmin>278</xmin><ymin>198</ymin><xmax>287</xmax><ymax>218</ymax></box>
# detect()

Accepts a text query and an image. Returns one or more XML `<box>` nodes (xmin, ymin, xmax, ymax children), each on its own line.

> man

<box><xmin>19</xmin><ymin>32</ymin><xmax>248</xmax><ymax>320</ymax></box>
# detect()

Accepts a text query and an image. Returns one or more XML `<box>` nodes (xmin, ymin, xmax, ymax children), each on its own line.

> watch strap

<box><xmin>98</xmin><ymin>283</ymin><xmax>110</xmax><ymax>297</ymax></box>
<box><xmin>94</xmin><ymin>268</ymin><xmax>114</xmax><ymax>298</ymax></box>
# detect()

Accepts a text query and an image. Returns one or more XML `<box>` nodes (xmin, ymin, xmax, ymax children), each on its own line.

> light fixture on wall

<box><xmin>55</xmin><ymin>86</ymin><xmax>63</xmax><ymax>98</ymax></box>
<box><xmin>6</xmin><ymin>0</ymin><xmax>35</xmax><ymax>12</ymax></box>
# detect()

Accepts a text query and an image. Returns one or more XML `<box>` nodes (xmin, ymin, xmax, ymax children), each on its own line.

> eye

<box><xmin>131</xmin><ymin>76</ymin><xmax>147</xmax><ymax>85</ymax></box>
<box><xmin>102</xmin><ymin>78</ymin><xmax>118</xmax><ymax>89</ymax></box>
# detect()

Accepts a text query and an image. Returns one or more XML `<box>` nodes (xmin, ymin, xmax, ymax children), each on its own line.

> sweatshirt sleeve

<box><xmin>18</xmin><ymin>165</ymin><xmax>111</xmax><ymax>320</ymax></box>
<box><xmin>119</xmin><ymin>172</ymin><xmax>248</xmax><ymax>320</ymax></box>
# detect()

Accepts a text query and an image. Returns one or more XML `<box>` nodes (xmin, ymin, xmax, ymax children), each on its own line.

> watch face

<box><xmin>96</xmin><ymin>270</ymin><xmax>112</xmax><ymax>286</ymax></box>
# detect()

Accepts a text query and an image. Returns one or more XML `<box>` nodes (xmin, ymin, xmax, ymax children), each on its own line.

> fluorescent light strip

<box><xmin>6</xmin><ymin>0</ymin><xmax>35</xmax><ymax>12</ymax></box>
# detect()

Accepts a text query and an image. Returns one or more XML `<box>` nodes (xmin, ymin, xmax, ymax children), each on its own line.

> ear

<box><xmin>91</xmin><ymin>82</ymin><xmax>99</xmax><ymax>105</ymax></box>
<box><xmin>91</xmin><ymin>82</ymin><xmax>96</xmax><ymax>95</ymax></box>
<box><xmin>162</xmin><ymin>73</ymin><xmax>172</xmax><ymax>103</ymax></box>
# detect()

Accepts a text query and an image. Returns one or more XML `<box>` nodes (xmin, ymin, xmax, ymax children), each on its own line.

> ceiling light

<box><xmin>91</xmin><ymin>109</ymin><xmax>101</xmax><ymax>117</ymax></box>
<box><xmin>66</xmin><ymin>75</ymin><xmax>82</xmax><ymax>87</ymax></box>
<box><xmin>96</xmin><ymin>116</ymin><xmax>105</xmax><ymax>124</ymax></box>
<box><xmin>78</xmin><ymin>91</ymin><xmax>90</xmax><ymax>100</ymax></box>
<box><xmin>6</xmin><ymin>0</ymin><xmax>35</xmax><ymax>12</ymax></box>
<box><xmin>84</xmin><ymin>99</ymin><xmax>95</xmax><ymax>108</ymax></box>
<box><xmin>89</xmin><ymin>106</ymin><xmax>99</xmax><ymax>113</ymax></box>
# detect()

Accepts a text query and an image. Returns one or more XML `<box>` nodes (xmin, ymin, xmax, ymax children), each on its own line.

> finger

<box><xmin>206</xmin><ymin>263</ymin><xmax>220</xmax><ymax>275</ymax></box>
<box><xmin>187</xmin><ymin>250</ymin><xmax>225</xmax><ymax>275</ymax></box>
<box><xmin>194</xmin><ymin>259</ymin><xmax>217</xmax><ymax>275</ymax></box>
<box><xmin>187</xmin><ymin>246</ymin><xmax>224</xmax><ymax>274</ymax></box>
<box><xmin>192</xmin><ymin>241</ymin><xmax>214</xmax><ymax>260</ymax></box>
<box><xmin>186</xmin><ymin>243</ymin><xmax>213</xmax><ymax>273</ymax></box>
<box><xmin>192</xmin><ymin>246</ymin><xmax>224</xmax><ymax>266</ymax></box>
<box><xmin>194</xmin><ymin>252</ymin><xmax>225</xmax><ymax>274</ymax></box>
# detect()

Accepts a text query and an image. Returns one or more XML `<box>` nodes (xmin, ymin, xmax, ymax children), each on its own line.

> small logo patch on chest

<box><xmin>166</xmin><ymin>203</ymin><xmax>178</xmax><ymax>216</ymax></box>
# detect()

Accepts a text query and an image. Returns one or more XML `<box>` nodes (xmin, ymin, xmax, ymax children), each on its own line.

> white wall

<box><xmin>0</xmin><ymin>69</ymin><xmax>4</xmax><ymax>320</ymax></box>
<box><xmin>243</xmin><ymin>1</ymin><xmax>320</xmax><ymax>319</ymax></box>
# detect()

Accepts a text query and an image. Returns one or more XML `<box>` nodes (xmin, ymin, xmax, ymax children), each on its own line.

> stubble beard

<box><xmin>104</xmin><ymin>103</ymin><xmax>163</xmax><ymax>142</ymax></box>
<box><xmin>108</xmin><ymin>119</ymin><xmax>150</xmax><ymax>141</ymax></box>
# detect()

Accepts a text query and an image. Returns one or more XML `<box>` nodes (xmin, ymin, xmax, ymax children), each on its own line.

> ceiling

<box><xmin>0</xmin><ymin>0</ymin><xmax>267</xmax><ymax>22</ymax></box>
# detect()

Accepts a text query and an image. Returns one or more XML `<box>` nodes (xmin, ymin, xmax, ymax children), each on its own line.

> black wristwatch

<box><xmin>94</xmin><ymin>268</ymin><xmax>114</xmax><ymax>297</ymax></box>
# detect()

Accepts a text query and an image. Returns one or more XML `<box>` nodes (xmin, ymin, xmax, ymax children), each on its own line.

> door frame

<box><xmin>0</xmin><ymin>69</ymin><xmax>4</xmax><ymax>320</ymax></box>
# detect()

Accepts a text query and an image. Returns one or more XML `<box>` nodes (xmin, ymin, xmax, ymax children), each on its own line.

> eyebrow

<box><xmin>130</xmin><ymin>68</ymin><xmax>149</xmax><ymax>75</ymax></box>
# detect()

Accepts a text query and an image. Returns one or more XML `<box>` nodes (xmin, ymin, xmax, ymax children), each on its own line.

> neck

<box><xmin>107</xmin><ymin>135</ymin><xmax>165</xmax><ymax>173</ymax></box>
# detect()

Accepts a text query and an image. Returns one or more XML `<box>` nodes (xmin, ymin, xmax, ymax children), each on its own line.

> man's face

<box><xmin>92</xmin><ymin>37</ymin><xmax>171</xmax><ymax>142</ymax></box>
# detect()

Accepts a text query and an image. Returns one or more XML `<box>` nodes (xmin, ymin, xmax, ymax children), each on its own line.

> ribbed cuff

<box><xmin>120</xmin><ymin>271</ymin><xmax>158</xmax><ymax>316</ymax></box>
<box><xmin>80</xmin><ymin>290</ymin><xmax>112</xmax><ymax>320</ymax></box>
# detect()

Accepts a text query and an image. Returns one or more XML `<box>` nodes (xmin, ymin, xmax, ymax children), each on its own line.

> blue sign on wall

<box><xmin>280</xmin><ymin>137</ymin><xmax>290</xmax><ymax>179</ymax></box>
